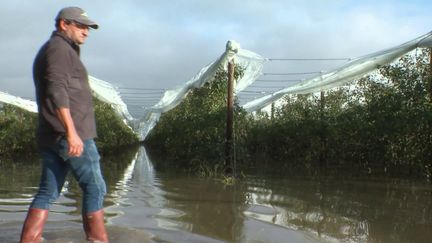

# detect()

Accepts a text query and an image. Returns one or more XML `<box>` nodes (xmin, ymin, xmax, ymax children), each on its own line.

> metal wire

<box><xmin>263</xmin><ymin>71</ymin><xmax>322</xmax><ymax>75</ymax></box>
<box><xmin>267</xmin><ymin>58</ymin><xmax>351</xmax><ymax>61</ymax></box>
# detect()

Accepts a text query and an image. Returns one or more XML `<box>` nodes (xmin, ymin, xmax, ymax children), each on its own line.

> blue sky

<box><xmin>1</xmin><ymin>0</ymin><xmax>431</xmax><ymax>104</ymax></box>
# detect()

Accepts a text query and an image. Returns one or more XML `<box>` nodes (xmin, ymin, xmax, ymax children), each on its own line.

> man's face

<box><xmin>61</xmin><ymin>20</ymin><xmax>89</xmax><ymax>45</ymax></box>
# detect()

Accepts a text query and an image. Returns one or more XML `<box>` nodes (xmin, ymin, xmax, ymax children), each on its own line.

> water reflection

<box><xmin>244</xmin><ymin>177</ymin><xmax>432</xmax><ymax>242</ymax></box>
<box><xmin>1</xmin><ymin>147</ymin><xmax>432</xmax><ymax>242</ymax></box>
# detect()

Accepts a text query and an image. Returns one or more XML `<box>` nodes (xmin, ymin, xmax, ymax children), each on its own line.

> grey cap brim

<box><xmin>74</xmin><ymin>17</ymin><xmax>99</xmax><ymax>29</ymax></box>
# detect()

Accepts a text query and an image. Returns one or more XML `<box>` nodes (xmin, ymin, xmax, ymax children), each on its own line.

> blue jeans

<box><xmin>30</xmin><ymin>138</ymin><xmax>107</xmax><ymax>213</ymax></box>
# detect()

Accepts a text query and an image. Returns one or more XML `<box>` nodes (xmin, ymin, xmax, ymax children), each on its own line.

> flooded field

<box><xmin>1</xmin><ymin>146</ymin><xmax>431</xmax><ymax>242</ymax></box>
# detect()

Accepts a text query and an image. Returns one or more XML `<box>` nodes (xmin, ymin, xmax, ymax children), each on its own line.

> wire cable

<box><xmin>255</xmin><ymin>79</ymin><xmax>302</xmax><ymax>83</ymax></box>
<box><xmin>267</xmin><ymin>58</ymin><xmax>351</xmax><ymax>61</ymax></box>
<box><xmin>263</xmin><ymin>71</ymin><xmax>322</xmax><ymax>76</ymax></box>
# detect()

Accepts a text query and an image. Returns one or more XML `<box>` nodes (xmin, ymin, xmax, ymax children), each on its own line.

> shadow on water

<box><xmin>1</xmin><ymin>146</ymin><xmax>432</xmax><ymax>242</ymax></box>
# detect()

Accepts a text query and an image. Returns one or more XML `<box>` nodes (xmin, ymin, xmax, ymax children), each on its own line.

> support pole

<box><xmin>225</xmin><ymin>61</ymin><xmax>235</xmax><ymax>174</ymax></box>
<box><xmin>320</xmin><ymin>91</ymin><xmax>325</xmax><ymax>113</ymax></box>
<box><xmin>319</xmin><ymin>90</ymin><xmax>326</xmax><ymax>171</ymax></box>
<box><xmin>271</xmin><ymin>102</ymin><xmax>275</xmax><ymax>120</ymax></box>
<box><xmin>429</xmin><ymin>48</ymin><xmax>432</xmax><ymax>103</ymax></box>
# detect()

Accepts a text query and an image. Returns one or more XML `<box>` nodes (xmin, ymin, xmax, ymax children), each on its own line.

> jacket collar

<box><xmin>52</xmin><ymin>31</ymin><xmax>80</xmax><ymax>54</ymax></box>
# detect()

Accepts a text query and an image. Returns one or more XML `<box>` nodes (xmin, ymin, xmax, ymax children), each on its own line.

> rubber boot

<box><xmin>83</xmin><ymin>209</ymin><xmax>109</xmax><ymax>242</ymax></box>
<box><xmin>20</xmin><ymin>208</ymin><xmax>49</xmax><ymax>243</ymax></box>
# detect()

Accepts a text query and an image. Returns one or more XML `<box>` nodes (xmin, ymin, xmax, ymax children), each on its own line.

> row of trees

<box><xmin>2</xmin><ymin>49</ymin><xmax>431</xmax><ymax>180</ymax></box>
<box><xmin>145</xmin><ymin>67</ymin><xmax>246</xmax><ymax>174</ymax></box>
<box><xmin>0</xmin><ymin>98</ymin><xmax>139</xmax><ymax>158</ymax></box>
<box><xmin>146</xmin><ymin>49</ymin><xmax>432</xmax><ymax>180</ymax></box>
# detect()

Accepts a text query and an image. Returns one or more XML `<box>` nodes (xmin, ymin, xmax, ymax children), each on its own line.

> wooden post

<box><xmin>320</xmin><ymin>91</ymin><xmax>325</xmax><ymax>113</ymax></box>
<box><xmin>429</xmin><ymin>48</ymin><xmax>432</xmax><ymax>103</ymax></box>
<box><xmin>271</xmin><ymin>102</ymin><xmax>275</xmax><ymax>120</ymax></box>
<box><xmin>225</xmin><ymin>61</ymin><xmax>235</xmax><ymax>174</ymax></box>
<box><xmin>319</xmin><ymin>91</ymin><xmax>326</xmax><ymax>171</ymax></box>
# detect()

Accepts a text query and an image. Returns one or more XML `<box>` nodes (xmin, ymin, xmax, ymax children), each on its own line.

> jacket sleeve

<box><xmin>44</xmin><ymin>42</ymin><xmax>72</xmax><ymax>109</ymax></box>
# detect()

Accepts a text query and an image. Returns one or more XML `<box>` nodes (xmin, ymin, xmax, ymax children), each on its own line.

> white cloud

<box><xmin>0</xmin><ymin>0</ymin><xmax>430</xmax><ymax>103</ymax></box>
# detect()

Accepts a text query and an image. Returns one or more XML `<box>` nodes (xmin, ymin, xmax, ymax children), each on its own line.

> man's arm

<box><xmin>56</xmin><ymin>108</ymin><xmax>83</xmax><ymax>157</ymax></box>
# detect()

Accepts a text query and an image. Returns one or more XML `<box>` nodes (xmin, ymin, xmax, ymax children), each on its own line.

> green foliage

<box><xmin>244</xmin><ymin>49</ymin><xmax>432</xmax><ymax>180</ymax></box>
<box><xmin>0</xmin><ymin>98</ymin><xmax>139</xmax><ymax>158</ymax></box>
<box><xmin>145</xmin><ymin>66</ymin><xmax>247</xmax><ymax>173</ymax></box>
<box><xmin>0</xmin><ymin>104</ymin><xmax>38</xmax><ymax>157</ymax></box>
<box><xmin>93</xmin><ymin>98</ymin><xmax>139</xmax><ymax>153</ymax></box>
<box><xmin>136</xmin><ymin>49</ymin><xmax>432</xmax><ymax>180</ymax></box>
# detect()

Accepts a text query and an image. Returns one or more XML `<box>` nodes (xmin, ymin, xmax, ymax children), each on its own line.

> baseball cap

<box><xmin>55</xmin><ymin>7</ymin><xmax>99</xmax><ymax>29</ymax></box>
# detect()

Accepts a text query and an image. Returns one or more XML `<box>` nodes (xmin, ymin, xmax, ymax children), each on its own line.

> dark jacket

<box><xmin>33</xmin><ymin>31</ymin><xmax>96</xmax><ymax>146</ymax></box>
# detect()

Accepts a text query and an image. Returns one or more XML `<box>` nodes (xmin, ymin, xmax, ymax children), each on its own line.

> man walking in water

<box><xmin>20</xmin><ymin>7</ymin><xmax>108</xmax><ymax>242</ymax></box>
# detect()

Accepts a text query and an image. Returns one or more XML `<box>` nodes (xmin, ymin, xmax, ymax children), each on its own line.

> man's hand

<box><xmin>56</xmin><ymin>107</ymin><xmax>83</xmax><ymax>157</ymax></box>
<box><xmin>67</xmin><ymin>132</ymin><xmax>84</xmax><ymax>157</ymax></box>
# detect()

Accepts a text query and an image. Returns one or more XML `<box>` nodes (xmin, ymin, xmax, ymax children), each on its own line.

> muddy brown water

<box><xmin>1</xmin><ymin>147</ymin><xmax>431</xmax><ymax>242</ymax></box>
